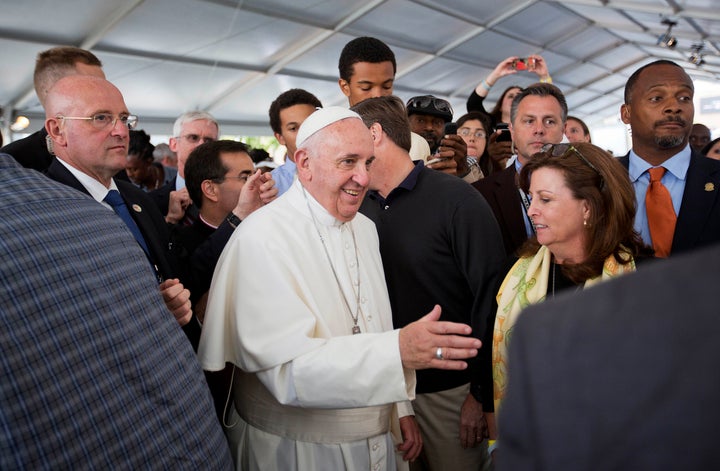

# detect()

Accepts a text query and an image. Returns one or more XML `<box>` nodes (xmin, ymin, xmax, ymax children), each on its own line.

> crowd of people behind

<box><xmin>1</xmin><ymin>36</ymin><xmax>720</xmax><ymax>471</ymax></box>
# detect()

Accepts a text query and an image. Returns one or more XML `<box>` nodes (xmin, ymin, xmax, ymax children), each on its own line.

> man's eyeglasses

<box><xmin>57</xmin><ymin>113</ymin><xmax>138</xmax><ymax>130</ymax></box>
<box><xmin>406</xmin><ymin>96</ymin><xmax>453</xmax><ymax>115</ymax></box>
<box><xmin>541</xmin><ymin>143</ymin><xmax>605</xmax><ymax>189</ymax></box>
<box><xmin>458</xmin><ymin>128</ymin><xmax>486</xmax><ymax>139</ymax></box>
<box><xmin>178</xmin><ymin>134</ymin><xmax>215</xmax><ymax>144</ymax></box>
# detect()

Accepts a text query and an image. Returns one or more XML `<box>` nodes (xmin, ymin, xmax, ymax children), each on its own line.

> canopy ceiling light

<box><xmin>10</xmin><ymin>115</ymin><xmax>30</xmax><ymax>132</ymax></box>
<box><xmin>689</xmin><ymin>43</ymin><xmax>706</xmax><ymax>66</ymax></box>
<box><xmin>657</xmin><ymin>19</ymin><xmax>678</xmax><ymax>49</ymax></box>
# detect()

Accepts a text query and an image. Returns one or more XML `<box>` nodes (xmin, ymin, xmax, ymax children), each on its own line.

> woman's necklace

<box><xmin>302</xmin><ymin>187</ymin><xmax>362</xmax><ymax>334</ymax></box>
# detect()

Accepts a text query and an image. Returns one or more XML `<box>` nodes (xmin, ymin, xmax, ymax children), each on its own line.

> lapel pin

<box><xmin>704</xmin><ymin>183</ymin><xmax>715</xmax><ymax>192</ymax></box>
<box><xmin>132</xmin><ymin>204</ymin><xmax>142</xmax><ymax>213</ymax></box>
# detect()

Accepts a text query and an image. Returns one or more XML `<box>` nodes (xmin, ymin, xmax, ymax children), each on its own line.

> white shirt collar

<box><xmin>628</xmin><ymin>144</ymin><xmax>691</xmax><ymax>183</ymax></box>
<box><xmin>56</xmin><ymin>158</ymin><xmax>119</xmax><ymax>207</ymax></box>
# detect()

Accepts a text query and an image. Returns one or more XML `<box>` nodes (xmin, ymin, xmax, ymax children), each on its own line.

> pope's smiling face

<box><xmin>296</xmin><ymin>118</ymin><xmax>374</xmax><ymax>222</ymax></box>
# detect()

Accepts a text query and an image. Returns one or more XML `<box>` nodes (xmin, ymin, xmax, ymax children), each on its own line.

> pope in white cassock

<box><xmin>198</xmin><ymin>107</ymin><xmax>482</xmax><ymax>471</ymax></box>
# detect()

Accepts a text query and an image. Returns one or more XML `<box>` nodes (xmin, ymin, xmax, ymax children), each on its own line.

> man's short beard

<box><xmin>655</xmin><ymin>134</ymin><xmax>685</xmax><ymax>149</ymax></box>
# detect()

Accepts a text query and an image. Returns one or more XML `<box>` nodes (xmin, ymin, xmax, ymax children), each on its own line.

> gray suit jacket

<box><xmin>498</xmin><ymin>242</ymin><xmax>720</xmax><ymax>471</ymax></box>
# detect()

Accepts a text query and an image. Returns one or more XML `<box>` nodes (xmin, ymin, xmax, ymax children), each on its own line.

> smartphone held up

<box><xmin>444</xmin><ymin>122</ymin><xmax>458</xmax><ymax>136</ymax></box>
<box><xmin>427</xmin><ymin>122</ymin><xmax>458</xmax><ymax>165</ymax></box>
<box><xmin>495</xmin><ymin>123</ymin><xmax>512</xmax><ymax>142</ymax></box>
<box><xmin>512</xmin><ymin>57</ymin><xmax>535</xmax><ymax>71</ymax></box>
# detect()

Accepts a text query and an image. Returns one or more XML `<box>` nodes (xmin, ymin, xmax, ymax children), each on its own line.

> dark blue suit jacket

<box><xmin>619</xmin><ymin>150</ymin><xmax>720</xmax><ymax>255</ymax></box>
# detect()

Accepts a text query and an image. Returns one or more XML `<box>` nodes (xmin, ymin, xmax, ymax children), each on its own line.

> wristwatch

<box><xmin>226</xmin><ymin>212</ymin><xmax>241</xmax><ymax>229</ymax></box>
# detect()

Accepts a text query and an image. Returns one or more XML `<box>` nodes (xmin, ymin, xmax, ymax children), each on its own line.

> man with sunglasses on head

<box><xmin>150</xmin><ymin>111</ymin><xmax>219</xmax><ymax>225</ymax></box>
<box><xmin>473</xmin><ymin>83</ymin><xmax>568</xmax><ymax>258</ymax></box>
<box><xmin>406</xmin><ymin>95</ymin><xmax>482</xmax><ymax>184</ymax></box>
<box><xmin>44</xmin><ymin>75</ymin><xmax>199</xmax><ymax>346</ymax></box>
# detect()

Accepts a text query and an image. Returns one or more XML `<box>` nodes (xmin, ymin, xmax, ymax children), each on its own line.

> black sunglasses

<box><xmin>406</xmin><ymin>96</ymin><xmax>453</xmax><ymax>115</ymax></box>
<box><xmin>541</xmin><ymin>143</ymin><xmax>605</xmax><ymax>189</ymax></box>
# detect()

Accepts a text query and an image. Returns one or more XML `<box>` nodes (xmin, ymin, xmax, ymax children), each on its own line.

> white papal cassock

<box><xmin>198</xmin><ymin>180</ymin><xmax>415</xmax><ymax>471</ymax></box>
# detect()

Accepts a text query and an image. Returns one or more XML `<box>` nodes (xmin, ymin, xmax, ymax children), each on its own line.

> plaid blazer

<box><xmin>0</xmin><ymin>155</ymin><xmax>232</xmax><ymax>470</ymax></box>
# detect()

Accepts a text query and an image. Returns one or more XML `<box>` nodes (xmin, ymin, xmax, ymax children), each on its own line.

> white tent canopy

<box><xmin>1</xmin><ymin>0</ymin><xmax>718</xmax><ymax>146</ymax></box>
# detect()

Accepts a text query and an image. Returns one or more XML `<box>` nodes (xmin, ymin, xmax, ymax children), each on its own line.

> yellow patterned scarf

<box><xmin>492</xmin><ymin>245</ymin><xmax>635</xmax><ymax>415</ymax></box>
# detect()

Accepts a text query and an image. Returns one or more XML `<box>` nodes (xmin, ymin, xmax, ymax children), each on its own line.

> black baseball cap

<box><xmin>406</xmin><ymin>95</ymin><xmax>453</xmax><ymax>122</ymax></box>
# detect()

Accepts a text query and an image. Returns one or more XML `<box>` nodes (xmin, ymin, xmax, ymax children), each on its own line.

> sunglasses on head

<box><xmin>541</xmin><ymin>143</ymin><xmax>605</xmax><ymax>189</ymax></box>
<box><xmin>406</xmin><ymin>96</ymin><xmax>453</xmax><ymax>115</ymax></box>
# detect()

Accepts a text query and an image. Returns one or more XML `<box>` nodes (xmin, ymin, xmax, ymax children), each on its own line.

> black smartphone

<box><xmin>444</xmin><ymin>122</ymin><xmax>458</xmax><ymax>135</ymax></box>
<box><xmin>496</xmin><ymin>123</ymin><xmax>512</xmax><ymax>142</ymax></box>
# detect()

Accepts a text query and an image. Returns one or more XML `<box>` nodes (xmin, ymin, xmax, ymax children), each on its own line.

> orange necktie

<box><xmin>645</xmin><ymin>167</ymin><xmax>676</xmax><ymax>258</ymax></box>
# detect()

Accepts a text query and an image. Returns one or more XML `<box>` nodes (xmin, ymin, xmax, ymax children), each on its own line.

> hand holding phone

<box><xmin>428</xmin><ymin>122</ymin><xmax>459</xmax><ymax>164</ymax></box>
<box><xmin>495</xmin><ymin>123</ymin><xmax>512</xmax><ymax>142</ymax></box>
<box><xmin>444</xmin><ymin>122</ymin><xmax>458</xmax><ymax>136</ymax></box>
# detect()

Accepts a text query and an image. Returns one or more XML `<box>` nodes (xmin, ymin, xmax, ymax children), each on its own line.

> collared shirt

<box><xmin>270</xmin><ymin>157</ymin><xmax>297</xmax><ymax>196</ymax></box>
<box><xmin>628</xmin><ymin>145</ymin><xmax>691</xmax><ymax>246</ymax></box>
<box><xmin>368</xmin><ymin>160</ymin><xmax>423</xmax><ymax>208</ymax></box>
<box><xmin>56</xmin><ymin>157</ymin><xmax>119</xmax><ymax>209</ymax></box>
<box><xmin>361</xmin><ymin>160</ymin><xmax>505</xmax><ymax>399</ymax></box>
<box><xmin>175</xmin><ymin>174</ymin><xmax>186</xmax><ymax>191</ymax></box>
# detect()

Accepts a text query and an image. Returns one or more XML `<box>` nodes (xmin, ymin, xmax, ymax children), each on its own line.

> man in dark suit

<box><xmin>43</xmin><ymin>74</ymin><xmax>199</xmax><ymax>344</ymax></box>
<box><xmin>473</xmin><ymin>83</ymin><xmax>568</xmax><ymax>257</ymax></box>
<box><xmin>497</xmin><ymin>242</ymin><xmax>720</xmax><ymax>471</ymax></box>
<box><xmin>1</xmin><ymin>46</ymin><xmax>105</xmax><ymax>172</ymax></box>
<box><xmin>619</xmin><ymin>60</ymin><xmax>720</xmax><ymax>257</ymax></box>
<box><xmin>0</xmin><ymin>154</ymin><xmax>233</xmax><ymax>470</ymax></box>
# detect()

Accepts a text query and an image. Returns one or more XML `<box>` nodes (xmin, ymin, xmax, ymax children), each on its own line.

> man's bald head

<box><xmin>45</xmin><ymin>76</ymin><xmax>132</xmax><ymax>186</ymax></box>
<box><xmin>45</xmin><ymin>75</ymin><xmax>122</xmax><ymax>118</ymax></box>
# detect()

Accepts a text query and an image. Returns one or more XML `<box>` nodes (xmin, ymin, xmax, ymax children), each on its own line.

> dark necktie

<box><xmin>645</xmin><ymin>167</ymin><xmax>676</xmax><ymax>258</ymax></box>
<box><xmin>103</xmin><ymin>190</ymin><xmax>151</xmax><ymax>256</ymax></box>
